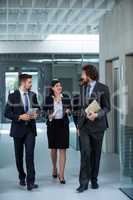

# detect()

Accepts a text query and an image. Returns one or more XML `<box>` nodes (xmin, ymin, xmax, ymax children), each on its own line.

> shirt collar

<box><xmin>19</xmin><ymin>88</ymin><xmax>28</xmax><ymax>95</ymax></box>
<box><xmin>89</xmin><ymin>81</ymin><xmax>96</xmax><ymax>88</ymax></box>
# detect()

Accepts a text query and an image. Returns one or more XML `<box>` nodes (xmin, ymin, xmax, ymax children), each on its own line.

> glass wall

<box><xmin>5</xmin><ymin>72</ymin><xmax>19</xmax><ymax>101</ymax></box>
<box><xmin>120</xmin><ymin>55</ymin><xmax>133</xmax><ymax>186</ymax></box>
<box><xmin>0</xmin><ymin>53</ymin><xmax>99</xmax><ymax>150</ymax></box>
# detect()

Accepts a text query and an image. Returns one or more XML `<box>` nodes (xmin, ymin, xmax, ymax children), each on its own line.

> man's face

<box><xmin>81</xmin><ymin>70</ymin><xmax>90</xmax><ymax>84</ymax></box>
<box><xmin>23</xmin><ymin>78</ymin><xmax>32</xmax><ymax>90</ymax></box>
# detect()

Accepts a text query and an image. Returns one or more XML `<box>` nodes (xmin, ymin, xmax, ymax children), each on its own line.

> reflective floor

<box><xmin>0</xmin><ymin>123</ymin><xmax>129</xmax><ymax>200</ymax></box>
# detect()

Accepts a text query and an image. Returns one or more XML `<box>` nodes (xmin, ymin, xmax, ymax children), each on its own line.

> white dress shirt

<box><xmin>53</xmin><ymin>100</ymin><xmax>63</xmax><ymax>119</ymax></box>
<box><xmin>87</xmin><ymin>81</ymin><xmax>97</xmax><ymax>98</ymax></box>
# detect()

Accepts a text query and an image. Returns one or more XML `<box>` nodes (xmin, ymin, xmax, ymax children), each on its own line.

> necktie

<box><xmin>85</xmin><ymin>85</ymin><xmax>91</xmax><ymax>105</ymax></box>
<box><xmin>24</xmin><ymin>93</ymin><xmax>29</xmax><ymax>113</ymax></box>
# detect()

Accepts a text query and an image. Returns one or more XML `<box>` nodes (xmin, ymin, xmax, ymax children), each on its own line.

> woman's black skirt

<box><xmin>47</xmin><ymin>119</ymin><xmax>69</xmax><ymax>149</ymax></box>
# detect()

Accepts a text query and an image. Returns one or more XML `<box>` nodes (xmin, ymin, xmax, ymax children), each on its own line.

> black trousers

<box><xmin>79</xmin><ymin>127</ymin><xmax>104</xmax><ymax>187</ymax></box>
<box><xmin>13</xmin><ymin>131</ymin><xmax>36</xmax><ymax>185</ymax></box>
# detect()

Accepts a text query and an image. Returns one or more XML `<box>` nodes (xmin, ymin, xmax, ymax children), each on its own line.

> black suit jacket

<box><xmin>43</xmin><ymin>94</ymin><xmax>71</xmax><ymax>126</ymax></box>
<box><xmin>73</xmin><ymin>81</ymin><xmax>111</xmax><ymax>132</ymax></box>
<box><xmin>4</xmin><ymin>90</ymin><xmax>40</xmax><ymax>138</ymax></box>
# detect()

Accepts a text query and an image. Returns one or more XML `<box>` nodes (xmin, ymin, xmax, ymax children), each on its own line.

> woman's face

<box><xmin>52</xmin><ymin>82</ymin><xmax>62</xmax><ymax>95</ymax></box>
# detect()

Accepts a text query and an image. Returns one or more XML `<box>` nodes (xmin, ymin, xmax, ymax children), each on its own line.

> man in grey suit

<box><xmin>73</xmin><ymin>64</ymin><xmax>110</xmax><ymax>193</ymax></box>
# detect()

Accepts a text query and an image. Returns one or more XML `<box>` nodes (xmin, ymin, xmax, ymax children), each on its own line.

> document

<box><xmin>85</xmin><ymin>100</ymin><xmax>101</xmax><ymax>114</ymax></box>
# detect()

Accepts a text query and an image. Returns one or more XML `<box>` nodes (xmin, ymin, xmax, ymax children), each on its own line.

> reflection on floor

<box><xmin>0</xmin><ymin>123</ymin><xmax>129</xmax><ymax>200</ymax></box>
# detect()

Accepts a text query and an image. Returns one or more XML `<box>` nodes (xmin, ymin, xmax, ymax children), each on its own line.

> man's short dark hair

<box><xmin>82</xmin><ymin>64</ymin><xmax>99</xmax><ymax>81</ymax></box>
<box><xmin>19</xmin><ymin>74</ymin><xmax>32</xmax><ymax>84</ymax></box>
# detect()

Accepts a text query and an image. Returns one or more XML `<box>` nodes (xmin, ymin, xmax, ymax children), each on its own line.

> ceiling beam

<box><xmin>6</xmin><ymin>0</ymin><xmax>9</xmax><ymax>40</ymax></box>
<box><xmin>0</xmin><ymin>7</ymin><xmax>114</xmax><ymax>11</ymax></box>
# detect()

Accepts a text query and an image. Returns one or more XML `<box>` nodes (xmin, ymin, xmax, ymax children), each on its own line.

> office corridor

<box><xmin>0</xmin><ymin>123</ymin><xmax>128</xmax><ymax>200</ymax></box>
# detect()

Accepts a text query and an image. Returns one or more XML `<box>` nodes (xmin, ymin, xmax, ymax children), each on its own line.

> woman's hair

<box><xmin>82</xmin><ymin>64</ymin><xmax>99</xmax><ymax>81</ymax></box>
<box><xmin>49</xmin><ymin>79</ymin><xmax>61</xmax><ymax>96</ymax></box>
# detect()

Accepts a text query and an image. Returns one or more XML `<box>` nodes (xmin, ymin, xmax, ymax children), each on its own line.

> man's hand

<box><xmin>87</xmin><ymin>111</ymin><xmax>98</xmax><ymax>122</ymax></box>
<box><xmin>19</xmin><ymin>114</ymin><xmax>31</xmax><ymax>121</ymax></box>
<box><xmin>30</xmin><ymin>112</ymin><xmax>38</xmax><ymax>120</ymax></box>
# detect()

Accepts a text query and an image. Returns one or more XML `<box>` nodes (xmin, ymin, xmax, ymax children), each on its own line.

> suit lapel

<box><xmin>28</xmin><ymin>91</ymin><xmax>33</xmax><ymax>109</ymax></box>
<box><xmin>15</xmin><ymin>90</ymin><xmax>25</xmax><ymax>112</ymax></box>
<box><xmin>90</xmin><ymin>81</ymin><xmax>98</xmax><ymax>99</ymax></box>
<box><xmin>62</xmin><ymin>94</ymin><xmax>66</xmax><ymax>115</ymax></box>
<box><xmin>49</xmin><ymin>96</ymin><xmax>54</xmax><ymax>112</ymax></box>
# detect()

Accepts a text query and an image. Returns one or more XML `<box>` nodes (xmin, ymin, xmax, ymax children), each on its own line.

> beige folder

<box><xmin>85</xmin><ymin>100</ymin><xmax>101</xmax><ymax>114</ymax></box>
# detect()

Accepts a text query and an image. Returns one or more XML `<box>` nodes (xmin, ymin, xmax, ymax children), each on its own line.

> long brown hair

<box><xmin>82</xmin><ymin>64</ymin><xmax>99</xmax><ymax>81</ymax></box>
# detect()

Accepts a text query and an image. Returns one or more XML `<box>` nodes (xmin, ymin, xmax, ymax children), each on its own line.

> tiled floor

<box><xmin>0</xmin><ymin>123</ymin><xmax>129</xmax><ymax>200</ymax></box>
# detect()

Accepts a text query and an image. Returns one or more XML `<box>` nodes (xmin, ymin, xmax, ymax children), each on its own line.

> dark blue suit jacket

<box><xmin>4</xmin><ymin>90</ymin><xmax>40</xmax><ymax>138</ymax></box>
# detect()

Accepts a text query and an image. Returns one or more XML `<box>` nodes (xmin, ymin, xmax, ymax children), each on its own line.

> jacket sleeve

<box><xmin>4</xmin><ymin>94</ymin><xmax>20</xmax><ymax>122</ymax></box>
<box><xmin>43</xmin><ymin>96</ymin><xmax>50</xmax><ymax>112</ymax></box>
<box><xmin>42</xmin><ymin>96</ymin><xmax>52</xmax><ymax>119</ymax></box>
<box><xmin>32</xmin><ymin>93</ymin><xmax>41</xmax><ymax>110</ymax></box>
<box><xmin>97</xmin><ymin>86</ymin><xmax>111</xmax><ymax>119</ymax></box>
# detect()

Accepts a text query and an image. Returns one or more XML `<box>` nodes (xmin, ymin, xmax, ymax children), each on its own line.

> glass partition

<box><xmin>120</xmin><ymin>55</ymin><xmax>133</xmax><ymax>186</ymax></box>
<box><xmin>5</xmin><ymin>72</ymin><xmax>19</xmax><ymax>101</ymax></box>
<box><xmin>0</xmin><ymin>53</ymin><xmax>99</xmax><ymax>151</ymax></box>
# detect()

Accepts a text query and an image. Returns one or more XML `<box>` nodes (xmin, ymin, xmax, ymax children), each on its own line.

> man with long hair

<box><xmin>74</xmin><ymin>64</ymin><xmax>110</xmax><ymax>193</ymax></box>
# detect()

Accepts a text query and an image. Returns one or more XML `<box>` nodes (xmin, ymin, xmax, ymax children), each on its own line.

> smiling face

<box><xmin>52</xmin><ymin>82</ymin><xmax>62</xmax><ymax>96</ymax></box>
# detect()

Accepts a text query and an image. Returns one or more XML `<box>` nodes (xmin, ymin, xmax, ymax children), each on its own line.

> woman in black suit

<box><xmin>43</xmin><ymin>79</ymin><xmax>71</xmax><ymax>184</ymax></box>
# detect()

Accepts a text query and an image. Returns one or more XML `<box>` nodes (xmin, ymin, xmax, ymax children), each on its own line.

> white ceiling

<box><xmin>0</xmin><ymin>0</ymin><xmax>116</xmax><ymax>41</ymax></box>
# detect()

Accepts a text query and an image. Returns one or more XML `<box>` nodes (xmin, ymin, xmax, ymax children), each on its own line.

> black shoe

<box><xmin>52</xmin><ymin>169</ymin><xmax>58</xmax><ymax>178</ymax></box>
<box><xmin>58</xmin><ymin>176</ymin><xmax>66</xmax><ymax>184</ymax></box>
<box><xmin>52</xmin><ymin>174</ymin><xmax>58</xmax><ymax>178</ymax></box>
<box><xmin>91</xmin><ymin>182</ymin><xmax>99</xmax><ymax>189</ymax></box>
<box><xmin>76</xmin><ymin>185</ymin><xmax>88</xmax><ymax>193</ymax></box>
<box><xmin>19</xmin><ymin>180</ymin><xmax>26</xmax><ymax>186</ymax></box>
<box><xmin>27</xmin><ymin>183</ymin><xmax>39</xmax><ymax>191</ymax></box>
